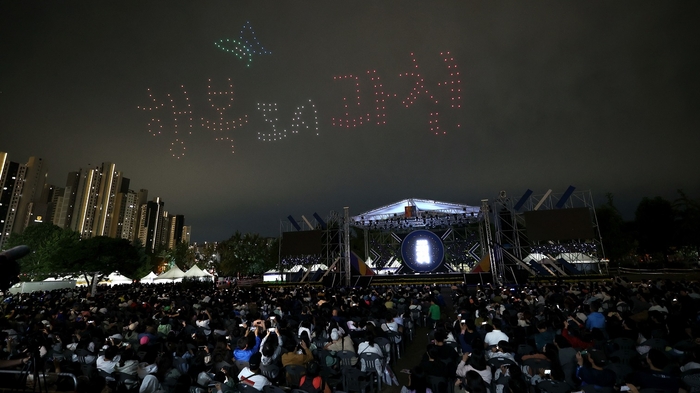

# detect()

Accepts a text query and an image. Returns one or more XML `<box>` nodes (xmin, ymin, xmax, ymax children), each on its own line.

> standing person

<box><xmin>428</xmin><ymin>298</ymin><xmax>441</xmax><ymax>329</ymax></box>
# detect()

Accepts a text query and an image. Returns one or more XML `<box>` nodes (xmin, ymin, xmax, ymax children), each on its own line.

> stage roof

<box><xmin>351</xmin><ymin>198</ymin><xmax>482</xmax><ymax>229</ymax></box>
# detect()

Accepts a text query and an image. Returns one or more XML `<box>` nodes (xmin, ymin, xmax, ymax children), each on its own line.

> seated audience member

<box><xmin>238</xmin><ymin>352</ymin><xmax>271</xmax><ymax>391</ymax></box>
<box><xmin>626</xmin><ymin>348</ymin><xmax>680</xmax><ymax>393</ymax></box>
<box><xmin>259</xmin><ymin>328</ymin><xmax>283</xmax><ymax>366</ymax></box>
<box><xmin>281</xmin><ymin>337</ymin><xmax>313</xmax><ymax>367</ymax></box>
<box><xmin>484</xmin><ymin>323</ymin><xmax>509</xmax><ymax>347</ymax></box>
<box><xmin>534</xmin><ymin>321</ymin><xmax>555</xmax><ymax>352</ymax></box>
<box><xmin>324</xmin><ymin>328</ymin><xmax>357</xmax><ymax>365</ymax></box>
<box><xmin>456</xmin><ymin>350</ymin><xmax>491</xmax><ymax>384</ymax></box>
<box><xmin>298</xmin><ymin>360</ymin><xmax>332</xmax><ymax>393</ymax></box>
<box><xmin>357</xmin><ymin>332</ymin><xmax>385</xmax><ymax>374</ymax></box>
<box><xmin>96</xmin><ymin>345</ymin><xmax>121</xmax><ymax>374</ymax></box>
<box><xmin>454</xmin><ymin>370</ymin><xmax>489</xmax><ymax>393</ymax></box>
<box><xmin>400</xmin><ymin>366</ymin><xmax>432</xmax><ymax>393</ymax></box>
<box><xmin>421</xmin><ymin>346</ymin><xmax>450</xmax><ymax>379</ymax></box>
<box><xmin>233</xmin><ymin>323</ymin><xmax>261</xmax><ymax>362</ymax></box>
<box><xmin>575</xmin><ymin>349</ymin><xmax>616</xmax><ymax>388</ymax></box>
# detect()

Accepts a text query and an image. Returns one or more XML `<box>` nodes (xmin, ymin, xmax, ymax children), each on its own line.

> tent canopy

<box><xmin>141</xmin><ymin>271</ymin><xmax>158</xmax><ymax>281</ymax></box>
<box><xmin>523</xmin><ymin>253</ymin><xmax>547</xmax><ymax>263</ymax></box>
<box><xmin>98</xmin><ymin>271</ymin><xmax>133</xmax><ymax>286</ymax></box>
<box><xmin>155</xmin><ymin>266</ymin><xmax>186</xmax><ymax>280</ymax></box>
<box><xmin>184</xmin><ymin>265</ymin><xmax>213</xmax><ymax>278</ymax></box>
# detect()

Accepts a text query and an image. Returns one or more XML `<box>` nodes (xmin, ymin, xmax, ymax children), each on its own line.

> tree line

<box><xmin>1</xmin><ymin>225</ymin><xmax>279</xmax><ymax>283</ymax></box>
<box><xmin>597</xmin><ymin>190</ymin><xmax>700</xmax><ymax>266</ymax></box>
<box><xmin>3</xmin><ymin>189</ymin><xmax>697</xmax><ymax>282</ymax></box>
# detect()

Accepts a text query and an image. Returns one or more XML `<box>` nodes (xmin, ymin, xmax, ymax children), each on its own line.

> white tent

<box><xmin>263</xmin><ymin>270</ymin><xmax>284</xmax><ymax>282</ymax></box>
<box><xmin>154</xmin><ymin>266</ymin><xmax>186</xmax><ymax>283</ymax></box>
<box><xmin>523</xmin><ymin>253</ymin><xmax>547</xmax><ymax>263</ymax></box>
<box><xmin>100</xmin><ymin>272</ymin><xmax>133</xmax><ymax>286</ymax></box>
<box><xmin>140</xmin><ymin>271</ymin><xmax>159</xmax><ymax>283</ymax></box>
<box><xmin>183</xmin><ymin>266</ymin><xmax>214</xmax><ymax>282</ymax></box>
<box><xmin>288</xmin><ymin>265</ymin><xmax>306</xmax><ymax>273</ymax></box>
<box><xmin>308</xmin><ymin>264</ymin><xmax>328</xmax><ymax>271</ymax></box>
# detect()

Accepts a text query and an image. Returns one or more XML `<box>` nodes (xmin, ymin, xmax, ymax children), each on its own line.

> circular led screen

<box><xmin>400</xmin><ymin>230</ymin><xmax>445</xmax><ymax>272</ymax></box>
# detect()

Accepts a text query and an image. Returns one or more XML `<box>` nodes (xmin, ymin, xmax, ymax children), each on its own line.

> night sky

<box><xmin>1</xmin><ymin>1</ymin><xmax>699</xmax><ymax>243</ymax></box>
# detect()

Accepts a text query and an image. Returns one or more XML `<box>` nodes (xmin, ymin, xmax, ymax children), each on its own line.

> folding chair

<box><xmin>284</xmin><ymin>364</ymin><xmax>306</xmax><ymax>388</ymax></box>
<box><xmin>342</xmin><ymin>367</ymin><xmax>372</xmax><ymax>393</ymax></box>
<box><xmin>359</xmin><ymin>352</ymin><xmax>385</xmax><ymax>393</ymax></box>
<box><xmin>263</xmin><ymin>386</ymin><xmax>287</xmax><ymax>393</ymax></box>
<box><xmin>336</xmin><ymin>350</ymin><xmax>356</xmax><ymax>369</ymax></box>
<box><xmin>537</xmin><ymin>380</ymin><xmax>572</xmax><ymax>393</ymax></box>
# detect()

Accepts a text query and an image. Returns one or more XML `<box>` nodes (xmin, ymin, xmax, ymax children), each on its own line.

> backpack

<box><xmin>299</xmin><ymin>375</ymin><xmax>325</xmax><ymax>393</ymax></box>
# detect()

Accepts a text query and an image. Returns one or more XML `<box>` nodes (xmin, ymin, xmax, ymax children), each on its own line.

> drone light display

<box><xmin>214</xmin><ymin>21</ymin><xmax>271</xmax><ymax>67</ymax></box>
<box><xmin>139</xmin><ymin>51</ymin><xmax>464</xmax><ymax>157</ymax></box>
<box><xmin>256</xmin><ymin>99</ymin><xmax>319</xmax><ymax>142</ymax></box>
<box><xmin>137</xmin><ymin>86</ymin><xmax>193</xmax><ymax>159</ymax></box>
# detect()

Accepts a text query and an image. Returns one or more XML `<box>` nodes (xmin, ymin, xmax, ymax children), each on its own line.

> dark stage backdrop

<box><xmin>281</xmin><ymin>230</ymin><xmax>322</xmax><ymax>256</ymax></box>
<box><xmin>524</xmin><ymin>208</ymin><xmax>594</xmax><ymax>241</ymax></box>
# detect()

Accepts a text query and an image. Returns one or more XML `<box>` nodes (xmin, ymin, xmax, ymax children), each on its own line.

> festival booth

<box><xmin>99</xmin><ymin>272</ymin><xmax>133</xmax><ymax>287</ymax></box>
<box><xmin>263</xmin><ymin>265</ymin><xmax>308</xmax><ymax>282</ymax></box>
<box><xmin>263</xmin><ymin>269</ymin><xmax>283</xmax><ymax>282</ymax></box>
<box><xmin>140</xmin><ymin>271</ymin><xmax>159</xmax><ymax>283</ymax></box>
<box><xmin>183</xmin><ymin>265</ymin><xmax>215</xmax><ymax>282</ymax></box>
<box><xmin>154</xmin><ymin>266</ymin><xmax>186</xmax><ymax>283</ymax></box>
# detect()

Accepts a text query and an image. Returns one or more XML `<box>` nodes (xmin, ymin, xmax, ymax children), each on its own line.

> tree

<box><xmin>4</xmin><ymin>224</ymin><xmax>149</xmax><ymax>286</ymax></box>
<box><xmin>57</xmin><ymin>236</ymin><xmax>148</xmax><ymax>286</ymax></box>
<box><xmin>173</xmin><ymin>241</ymin><xmax>196</xmax><ymax>270</ymax></box>
<box><xmin>674</xmin><ymin>190</ymin><xmax>700</xmax><ymax>261</ymax></box>
<box><xmin>216</xmin><ymin>232</ymin><xmax>277</xmax><ymax>276</ymax></box>
<box><xmin>3</xmin><ymin>222</ymin><xmax>79</xmax><ymax>278</ymax></box>
<box><xmin>195</xmin><ymin>242</ymin><xmax>219</xmax><ymax>270</ymax></box>
<box><xmin>595</xmin><ymin>193</ymin><xmax>636</xmax><ymax>264</ymax></box>
<box><xmin>635</xmin><ymin>196</ymin><xmax>676</xmax><ymax>262</ymax></box>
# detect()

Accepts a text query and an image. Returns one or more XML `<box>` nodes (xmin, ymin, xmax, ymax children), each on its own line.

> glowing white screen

<box><xmin>415</xmin><ymin>239</ymin><xmax>431</xmax><ymax>264</ymax></box>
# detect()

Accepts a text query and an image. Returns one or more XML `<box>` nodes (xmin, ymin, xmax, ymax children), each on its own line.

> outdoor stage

<box><xmin>276</xmin><ymin>191</ymin><xmax>608</xmax><ymax>286</ymax></box>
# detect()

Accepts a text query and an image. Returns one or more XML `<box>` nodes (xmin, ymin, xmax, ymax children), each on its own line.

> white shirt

<box><xmin>96</xmin><ymin>355</ymin><xmax>121</xmax><ymax>374</ymax></box>
<box><xmin>237</xmin><ymin>367</ymin><xmax>271</xmax><ymax>390</ymax></box>
<box><xmin>357</xmin><ymin>342</ymin><xmax>385</xmax><ymax>374</ymax></box>
<box><xmin>484</xmin><ymin>330</ymin><xmax>509</xmax><ymax>346</ymax></box>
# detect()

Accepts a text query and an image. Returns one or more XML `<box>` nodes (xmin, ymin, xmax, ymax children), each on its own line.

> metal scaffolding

<box><xmin>487</xmin><ymin>189</ymin><xmax>607</xmax><ymax>280</ymax></box>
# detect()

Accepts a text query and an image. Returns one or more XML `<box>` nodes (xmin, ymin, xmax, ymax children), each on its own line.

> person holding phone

<box><xmin>259</xmin><ymin>327</ymin><xmax>283</xmax><ymax>366</ymax></box>
<box><xmin>575</xmin><ymin>349</ymin><xmax>615</xmax><ymax>389</ymax></box>
<box><xmin>624</xmin><ymin>348</ymin><xmax>681</xmax><ymax>393</ymax></box>
<box><xmin>233</xmin><ymin>322</ymin><xmax>261</xmax><ymax>362</ymax></box>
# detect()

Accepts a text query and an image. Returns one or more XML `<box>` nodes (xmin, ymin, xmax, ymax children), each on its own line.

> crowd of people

<box><xmin>0</xmin><ymin>279</ymin><xmax>438</xmax><ymax>392</ymax></box>
<box><xmin>400</xmin><ymin>276</ymin><xmax>700</xmax><ymax>393</ymax></box>
<box><xmin>0</xmin><ymin>276</ymin><xmax>699</xmax><ymax>393</ymax></box>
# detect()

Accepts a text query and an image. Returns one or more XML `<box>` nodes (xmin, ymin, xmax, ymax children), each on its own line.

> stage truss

<box><xmin>485</xmin><ymin>189</ymin><xmax>607</xmax><ymax>285</ymax></box>
<box><xmin>278</xmin><ymin>211</ymin><xmax>346</xmax><ymax>282</ymax></box>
